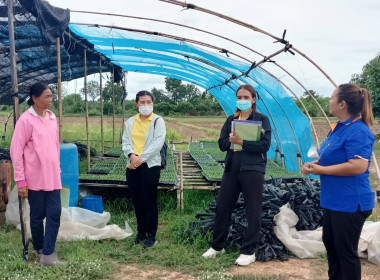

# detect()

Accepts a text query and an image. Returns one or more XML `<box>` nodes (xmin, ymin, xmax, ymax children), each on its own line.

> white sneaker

<box><xmin>202</xmin><ymin>247</ymin><xmax>225</xmax><ymax>258</ymax></box>
<box><xmin>235</xmin><ymin>253</ymin><xmax>256</xmax><ymax>266</ymax></box>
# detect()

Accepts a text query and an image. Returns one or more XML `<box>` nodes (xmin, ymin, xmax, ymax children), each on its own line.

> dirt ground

<box><xmin>110</xmin><ymin>258</ymin><xmax>380</xmax><ymax>280</ymax></box>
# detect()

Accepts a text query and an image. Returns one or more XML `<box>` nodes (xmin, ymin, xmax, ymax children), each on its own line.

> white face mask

<box><xmin>138</xmin><ymin>105</ymin><xmax>153</xmax><ymax>116</ymax></box>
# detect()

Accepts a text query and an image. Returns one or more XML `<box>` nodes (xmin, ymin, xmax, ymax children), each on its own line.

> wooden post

<box><xmin>179</xmin><ymin>152</ymin><xmax>184</xmax><ymax>212</ymax></box>
<box><xmin>175</xmin><ymin>155</ymin><xmax>179</xmax><ymax>172</ymax></box>
<box><xmin>9</xmin><ymin>0</ymin><xmax>27</xmax><ymax>261</ymax></box>
<box><xmin>371</xmin><ymin>152</ymin><xmax>380</xmax><ymax>207</ymax></box>
<box><xmin>274</xmin><ymin>145</ymin><xmax>279</xmax><ymax>163</ymax></box>
<box><xmin>372</xmin><ymin>152</ymin><xmax>380</xmax><ymax>183</ymax></box>
<box><xmin>297</xmin><ymin>150</ymin><xmax>302</xmax><ymax>174</ymax></box>
<box><xmin>99</xmin><ymin>60</ymin><xmax>104</xmax><ymax>155</ymax></box>
<box><xmin>112</xmin><ymin>67</ymin><xmax>115</xmax><ymax>147</ymax></box>
<box><xmin>8</xmin><ymin>0</ymin><xmax>19</xmax><ymax>123</ymax></box>
<box><xmin>177</xmin><ymin>152</ymin><xmax>182</xmax><ymax>209</ymax></box>
<box><xmin>56</xmin><ymin>37</ymin><xmax>63</xmax><ymax>142</ymax></box>
<box><xmin>122</xmin><ymin>71</ymin><xmax>126</xmax><ymax>132</ymax></box>
<box><xmin>84</xmin><ymin>49</ymin><xmax>90</xmax><ymax>172</ymax></box>
<box><xmin>281</xmin><ymin>153</ymin><xmax>285</xmax><ymax>168</ymax></box>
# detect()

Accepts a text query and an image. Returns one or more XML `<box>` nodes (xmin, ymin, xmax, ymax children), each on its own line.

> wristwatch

<box><xmin>128</xmin><ymin>153</ymin><xmax>134</xmax><ymax>158</ymax></box>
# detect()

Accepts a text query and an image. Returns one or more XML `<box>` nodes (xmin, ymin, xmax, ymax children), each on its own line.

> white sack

<box><xmin>273</xmin><ymin>203</ymin><xmax>380</xmax><ymax>265</ymax></box>
<box><xmin>273</xmin><ymin>203</ymin><xmax>325</xmax><ymax>258</ymax></box>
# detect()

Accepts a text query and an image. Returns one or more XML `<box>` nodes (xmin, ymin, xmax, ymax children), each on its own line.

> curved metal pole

<box><xmin>242</xmin><ymin>76</ymin><xmax>301</xmax><ymax>153</ymax></box>
<box><xmin>274</xmin><ymin>63</ymin><xmax>331</xmax><ymax>127</ymax></box>
<box><xmin>260</xmin><ymin>69</ymin><xmax>320</xmax><ymax>148</ymax></box>
<box><xmin>70</xmin><ymin>13</ymin><xmax>329</xmax><ymax>133</ymax></box>
<box><xmin>70</xmin><ymin>9</ymin><xmax>265</xmax><ymax>58</ymax></box>
<box><xmin>256</xmin><ymin>100</ymin><xmax>285</xmax><ymax>167</ymax></box>
<box><xmin>79</xmin><ymin>23</ymin><xmax>300</xmax><ymax>155</ymax></box>
<box><xmin>159</xmin><ymin>0</ymin><xmax>338</xmax><ymax>88</ymax></box>
<box><xmin>73</xmin><ymin>6</ymin><xmax>380</xmax><ymax>180</ymax></box>
<box><xmin>71</xmin><ymin>22</ymin><xmax>269</xmax><ymax>64</ymax></box>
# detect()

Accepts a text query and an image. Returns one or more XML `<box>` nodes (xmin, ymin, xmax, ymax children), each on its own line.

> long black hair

<box><xmin>234</xmin><ymin>84</ymin><xmax>257</xmax><ymax>115</ymax></box>
<box><xmin>135</xmin><ymin>90</ymin><xmax>155</xmax><ymax>103</ymax></box>
<box><xmin>27</xmin><ymin>82</ymin><xmax>49</xmax><ymax>106</ymax></box>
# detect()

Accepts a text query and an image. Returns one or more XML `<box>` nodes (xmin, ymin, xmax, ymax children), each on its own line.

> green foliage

<box><xmin>62</xmin><ymin>94</ymin><xmax>84</xmax><ymax>114</ymax></box>
<box><xmin>80</xmin><ymin>80</ymin><xmax>100</xmax><ymax>102</ymax></box>
<box><xmin>81</xmin><ymin>145</ymin><xmax>178</xmax><ymax>185</ymax></box>
<box><xmin>102</xmin><ymin>80</ymin><xmax>126</xmax><ymax>102</ymax></box>
<box><xmin>51</xmin><ymin>77</ymin><xmax>224</xmax><ymax>117</ymax></box>
<box><xmin>151</xmin><ymin>87</ymin><xmax>170</xmax><ymax>103</ymax></box>
<box><xmin>177</xmin><ymin>101</ymin><xmax>195</xmax><ymax>115</ymax></box>
<box><xmin>154</xmin><ymin>102</ymin><xmax>177</xmax><ymax>116</ymax></box>
<box><xmin>350</xmin><ymin>54</ymin><xmax>380</xmax><ymax>116</ymax></box>
<box><xmin>166</xmin><ymin>128</ymin><xmax>182</xmax><ymax>142</ymax></box>
<box><xmin>294</xmin><ymin>90</ymin><xmax>330</xmax><ymax>117</ymax></box>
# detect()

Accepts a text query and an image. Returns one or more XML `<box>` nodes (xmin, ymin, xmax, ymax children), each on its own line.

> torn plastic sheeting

<box><xmin>273</xmin><ymin>203</ymin><xmax>325</xmax><ymax>258</ymax></box>
<box><xmin>5</xmin><ymin>186</ymin><xmax>132</xmax><ymax>241</ymax></box>
<box><xmin>274</xmin><ymin>203</ymin><xmax>380</xmax><ymax>265</ymax></box>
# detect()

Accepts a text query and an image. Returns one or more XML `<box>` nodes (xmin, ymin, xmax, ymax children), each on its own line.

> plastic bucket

<box><xmin>81</xmin><ymin>195</ymin><xmax>103</xmax><ymax>213</ymax></box>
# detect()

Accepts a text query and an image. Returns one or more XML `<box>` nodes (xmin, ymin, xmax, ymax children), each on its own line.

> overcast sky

<box><xmin>48</xmin><ymin>0</ymin><xmax>380</xmax><ymax>99</ymax></box>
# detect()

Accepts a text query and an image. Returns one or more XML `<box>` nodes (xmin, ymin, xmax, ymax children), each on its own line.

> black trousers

<box><xmin>322</xmin><ymin>207</ymin><xmax>372</xmax><ymax>280</ymax></box>
<box><xmin>28</xmin><ymin>190</ymin><xmax>61</xmax><ymax>255</ymax></box>
<box><xmin>211</xmin><ymin>152</ymin><xmax>264</xmax><ymax>255</ymax></box>
<box><xmin>126</xmin><ymin>163</ymin><xmax>161</xmax><ymax>238</ymax></box>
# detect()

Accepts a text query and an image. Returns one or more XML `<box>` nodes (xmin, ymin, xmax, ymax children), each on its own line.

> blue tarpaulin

<box><xmin>0</xmin><ymin>0</ymin><xmax>314</xmax><ymax>172</ymax></box>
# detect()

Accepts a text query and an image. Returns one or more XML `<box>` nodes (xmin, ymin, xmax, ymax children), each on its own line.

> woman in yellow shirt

<box><xmin>122</xmin><ymin>90</ymin><xmax>166</xmax><ymax>248</ymax></box>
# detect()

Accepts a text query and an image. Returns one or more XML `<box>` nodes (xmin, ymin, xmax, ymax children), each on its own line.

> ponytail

<box><xmin>337</xmin><ymin>83</ymin><xmax>374</xmax><ymax>128</ymax></box>
<box><xmin>361</xmin><ymin>88</ymin><xmax>374</xmax><ymax>128</ymax></box>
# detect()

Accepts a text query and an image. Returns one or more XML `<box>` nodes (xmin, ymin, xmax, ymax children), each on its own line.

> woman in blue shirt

<box><xmin>302</xmin><ymin>83</ymin><xmax>375</xmax><ymax>280</ymax></box>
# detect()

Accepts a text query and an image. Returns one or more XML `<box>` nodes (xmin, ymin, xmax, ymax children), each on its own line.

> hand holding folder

<box><xmin>230</xmin><ymin>120</ymin><xmax>262</xmax><ymax>150</ymax></box>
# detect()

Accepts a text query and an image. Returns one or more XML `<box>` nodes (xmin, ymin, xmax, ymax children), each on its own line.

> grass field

<box><xmin>1</xmin><ymin>190</ymin><xmax>286</xmax><ymax>280</ymax></box>
<box><xmin>1</xmin><ymin>115</ymin><xmax>380</xmax><ymax>279</ymax></box>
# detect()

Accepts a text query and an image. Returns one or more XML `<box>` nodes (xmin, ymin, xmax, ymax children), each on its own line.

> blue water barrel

<box><xmin>60</xmin><ymin>143</ymin><xmax>79</xmax><ymax>207</ymax></box>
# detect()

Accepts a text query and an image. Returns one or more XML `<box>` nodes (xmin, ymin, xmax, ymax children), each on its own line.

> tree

<box><xmin>62</xmin><ymin>94</ymin><xmax>84</xmax><ymax>114</ymax></box>
<box><xmin>165</xmin><ymin>77</ymin><xmax>182</xmax><ymax>103</ymax></box>
<box><xmin>177</xmin><ymin>101</ymin><xmax>195</xmax><ymax>115</ymax></box>
<box><xmin>302</xmin><ymin>90</ymin><xmax>319</xmax><ymax>99</ymax></box>
<box><xmin>49</xmin><ymin>83</ymin><xmax>68</xmax><ymax>109</ymax></box>
<box><xmin>102</xmin><ymin>80</ymin><xmax>126</xmax><ymax>103</ymax></box>
<box><xmin>350</xmin><ymin>54</ymin><xmax>380</xmax><ymax>116</ymax></box>
<box><xmin>164</xmin><ymin>77</ymin><xmax>202</xmax><ymax>103</ymax></box>
<box><xmin>151</xmin><ymin>88</ymin><xmax>170</xmax><ymax>103</ymax></box>
<box><xmin>294</xmin><ymin>90</ymin><xmax>330</xmax><ymax>117</ymax></box>
<box><xmin>195</xmin><ymin>103</ymin><xmax>209</xmax><ymax>116</ymax></box>
<box><xmin>154</xmin><ymin>102</ymin><xmax>176</xmax><ymax>116</ymax></box>
<box><xmin>80</xmin><ymin>80</ymin><xmax>100</xmax><ymax>102</ymax></box>
<box><xmin>183</xmin><ymin>83</ymin><xmax>201</xmax><ymax>101</ymax></box>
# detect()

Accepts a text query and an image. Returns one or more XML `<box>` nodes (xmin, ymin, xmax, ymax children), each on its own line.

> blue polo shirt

<box><xmin>318</xmin><ymin>117</ymin><xmax>375</xmax><ymax>212</ymax></box>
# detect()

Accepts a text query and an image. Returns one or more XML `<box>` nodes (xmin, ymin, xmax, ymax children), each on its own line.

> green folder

<box><xmin>231</xmin><ymin>120</ymin><xmax>262</xmax><ymax>150</ymax></box>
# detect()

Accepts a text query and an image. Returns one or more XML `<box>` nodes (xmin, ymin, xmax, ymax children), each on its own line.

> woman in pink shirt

<box><xmin>10</xmin><ymin>82</ymin><xmax>64</xmax><ymax>266</ymax></box>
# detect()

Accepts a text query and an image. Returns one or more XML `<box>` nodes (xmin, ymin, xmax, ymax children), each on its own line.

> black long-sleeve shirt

<box><xmin>218</xmin><ymin>111</ymin><xmax>272</xmax><ymax>173</ymax></box>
